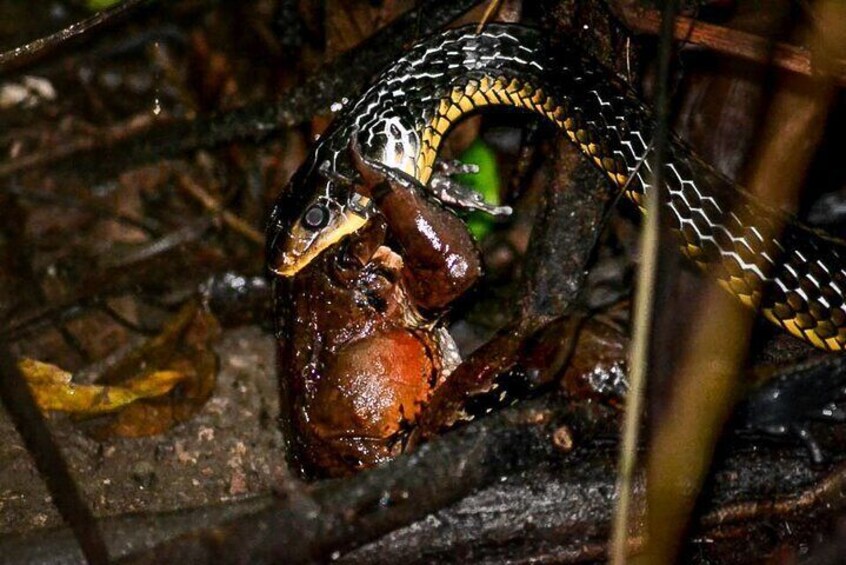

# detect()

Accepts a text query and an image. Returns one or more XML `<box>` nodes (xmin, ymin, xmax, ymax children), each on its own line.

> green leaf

<box><xmin>87</xmin><ymin>0</ymin><xmax>122</xmax><ymax>11</ymax></box>
<box><xmin>456</xmin><ymin>139</ymin><xmax>501</xmax><ymax>240</ymax></box>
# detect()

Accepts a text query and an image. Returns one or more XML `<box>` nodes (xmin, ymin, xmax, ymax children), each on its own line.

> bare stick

<box><xmin>177</xmin><ymin>175</ymin><xmax>264</xmax><ymax>246</ymax></box>
<box><xmin>0</xmin><ymin>0</ymin><xmax>156</xmax><ymax>74</ymax></box>
<box><xmin>615</xmin><ymin>4</ymin><xmax>846</xmax><ymax>84</ymax></box>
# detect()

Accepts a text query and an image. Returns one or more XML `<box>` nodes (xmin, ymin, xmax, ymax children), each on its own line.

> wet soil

<box><xmin>0</xmin><ymin>325</ymin><xmax>283</xmax><ymax>536</ymax></box>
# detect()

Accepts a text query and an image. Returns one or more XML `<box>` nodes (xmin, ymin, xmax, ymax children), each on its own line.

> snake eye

<box><xmin>302</xmin><ymin>204</ymin><xmax>330</xmax><ymax>230</ymax></box>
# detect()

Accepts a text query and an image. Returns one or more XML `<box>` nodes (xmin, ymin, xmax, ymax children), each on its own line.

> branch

<box><xmin>3</xmin><ymin>394</ymin><xmax>846</xmax><ymax>563</ymax></box>
<box><xmin>614</xmin><ymin>4</ymin><xmax>846</xmax><ymax>85</ymax></box>
<box><xmin>0</xmin><ymin>0</ymin><xmax>157</xmax><ymax>75</ymax></box>
<box><xmin>118</xmin><ymin>398</ymin><xmax>568</xmax><ymax>564</ymax></box>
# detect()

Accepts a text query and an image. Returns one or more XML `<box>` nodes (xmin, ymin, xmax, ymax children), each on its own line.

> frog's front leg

<box><xmin>428</xmin><ymin>160</ymin><xmax>512</xmax><ymax>216</ymax></box>
<box><xmin>351</xmin><ymin>145</ymin><xmax>483</xmax><ymax>310</ymax></box>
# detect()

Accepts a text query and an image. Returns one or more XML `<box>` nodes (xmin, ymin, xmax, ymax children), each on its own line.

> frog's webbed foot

<box><xmin>752</xmin><ymin>422</ymin><xmax>826</xmax><ymax>465</ymax></box>
<box><xmin>427</xmin><ymin>159</ymin><xmax>512</xmax><ymax>217</ymax></box>
<box><xmin>817</xmin><ymin>390</ymin><xmax>846</xmax><ymax>422</ymax></box>
<box><xmin>739</xmin><ymin>357</ymin><xmax>846</xmax><ymax>465</ymax></box>
<box><xmin>795</xmin><ymin>424</ymin><xmax>826</xmax><ymax>464</ymax></box>
<box><xmin>791</xmin><ymin>384</ymin><xmax>846</xmax><ymax>463</ymax></box>
<box><xmin>346</xmin><ymin>135</ymin><xmax>511</xmax><ymax>216</ymax></box>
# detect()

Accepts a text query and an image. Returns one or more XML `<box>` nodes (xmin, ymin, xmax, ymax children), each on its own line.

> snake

<box><xmin>267</xmin><ymin>23</ymin><xmax>846</xmax><ymax>352</ymax></box>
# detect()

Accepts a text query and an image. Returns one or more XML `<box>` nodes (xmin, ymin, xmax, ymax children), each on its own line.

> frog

<box><xmin>274</xmin><ymin>142</ymin><xmax>482</xmax><ymax>478</ymax></box>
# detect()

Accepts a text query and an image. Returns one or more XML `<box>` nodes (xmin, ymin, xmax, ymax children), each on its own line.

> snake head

<box><xmin>267</xmin><ymin>153</ymin><xmax>374</xmax><ymax>277</ymax></box>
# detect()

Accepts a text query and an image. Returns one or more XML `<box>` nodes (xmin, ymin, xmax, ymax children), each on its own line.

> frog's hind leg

<box><xmin>302</xmin><ymin>329</ymin><xmax>439</xmax><ymax>475</ymax></box>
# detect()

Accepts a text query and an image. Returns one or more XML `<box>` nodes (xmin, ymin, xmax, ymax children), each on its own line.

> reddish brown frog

<box><xmin>274</xmin><ymin>145</ymin><xmax>481</xmax><ymax>477</ymax></box>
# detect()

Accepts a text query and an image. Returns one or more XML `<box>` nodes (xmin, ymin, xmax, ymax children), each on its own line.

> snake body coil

<box><xmin>268</xmin><ymin>24</ymin><xmax>846</xmax><ymax>351</ymax></box>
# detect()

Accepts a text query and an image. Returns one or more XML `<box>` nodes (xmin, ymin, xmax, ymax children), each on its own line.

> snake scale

<box><xmin>267</xmin><ymin>23</ymin><xmax>846</xmax><ymax>352</ymax></box>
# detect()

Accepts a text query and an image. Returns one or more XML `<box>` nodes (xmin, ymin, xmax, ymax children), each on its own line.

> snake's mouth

<box><xmin>270</xmin><ymin>209</ymin><xmax>370</xmax><ymax>277</ymax></box>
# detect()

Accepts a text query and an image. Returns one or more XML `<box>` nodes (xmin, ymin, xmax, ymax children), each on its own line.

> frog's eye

<box><xmin>302</xmin><ymin>204</ymin><xmax>331</xmax><ymax>231</ymax></box>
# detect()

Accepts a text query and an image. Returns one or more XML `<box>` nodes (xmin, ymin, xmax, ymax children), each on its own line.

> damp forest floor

<box><xmin>0</xmin><ymin>326</ymin><xmax>284</xmax><ymax>537</ymax></box>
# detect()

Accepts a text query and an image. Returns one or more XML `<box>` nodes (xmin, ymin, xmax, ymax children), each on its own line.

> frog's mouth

<box><xmin>270</xmin><ymin>208</ymin><xmax>370</xmax><ymax>277</ymax></box>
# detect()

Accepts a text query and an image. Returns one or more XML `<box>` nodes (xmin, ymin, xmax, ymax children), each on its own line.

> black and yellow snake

<box><xmin>267</xmin><ymin>23</ymin><xmax>846</xmax><ymax>352</ymax></box>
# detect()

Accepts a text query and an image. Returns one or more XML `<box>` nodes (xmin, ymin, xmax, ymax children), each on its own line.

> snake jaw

<box><xmin>270</xmin><ymin>141</ymin><xmax>386</xmax><ymax>278</ymax></box>
<box><xmin>270</xmin><ymin>191</ymin><xmax>371</xmax><ymax>278</ymax></box>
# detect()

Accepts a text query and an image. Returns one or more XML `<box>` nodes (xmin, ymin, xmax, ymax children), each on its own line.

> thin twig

<box><xmin>177</xmin><ymin>175</ymin><xmax>264</xmax><ymax>246</ymax></box>
<box><xmin>703</xmin><ymin>461</ymin><xmax>846</xmax><ymax>527</ymax></box>
<box><xmin>0</xmin><ymin>0</ymin><xmax>157</xmax><ymax>74</ymax></box>
<box><xmin>610</xmin><ymin>0</ymin><xmax>679</xmax><ymax>562</ymax></box>
<box><xmin>475</xmin><ymin>0</ymin><xmax>503</xmax><ymax>33</ymax></box>
<box><xmin>0</xmin><ymin>114</ymin><xmax>158</xmax><ymax>180</ymax></box>
<box><xmin>2</xmin><ymin>219</ymin><xmax>214</xmax><ymax>342</ymax></box>
<box><xmin>5</xmin><ymin>183</ymin><xmax>161</xmax><ymax>236</ymax></box>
